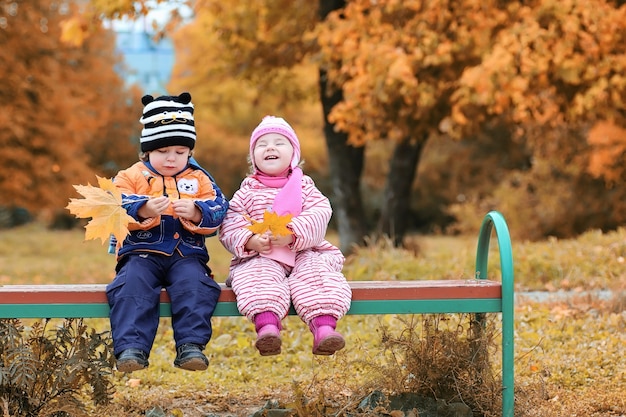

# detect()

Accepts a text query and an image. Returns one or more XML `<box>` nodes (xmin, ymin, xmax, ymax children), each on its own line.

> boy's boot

<box><xmin>254</xmin><ymin>311</ymin><xmax>282</xmax><ymax>356</ymax></box>
<box><xmin>116</xmin><ymin>348</ymin><xmax>149</xmax><ymax>373</ymax></box>
<box><xmin>309</xmin><ymin>315</ymin><xmax>345</xmax><ymax>355</ymax></box>
<box><xmin>174</xmin><ymin>343</ymin><xmax>209</xmax><ymax>371</ymax></box>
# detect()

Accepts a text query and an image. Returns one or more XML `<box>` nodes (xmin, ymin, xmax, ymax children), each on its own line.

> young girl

<box><xmin>219</xmin><ymin>116</ymin><xmax>352</xmax><ymax>356</ymax></box>
<box><xmin>107</xmin><ymin>92</ymin><xmax>228</xmax><ymax>372</ymax></box>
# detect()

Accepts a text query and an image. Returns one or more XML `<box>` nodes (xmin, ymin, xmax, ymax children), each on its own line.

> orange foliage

<box><xmin>168</xmin><ymin>0</ymin><xmax>319</xmax><ymax>124</ymax></box>
<box><xmin>168</xmin><ymin>0</ymin><xmax>626</xmax><ymax>158</ymax></box>
<box><xmin>587</xmin><ymin>122</ymin><xmax>626</xmax><ymax>183</ymax></box>
<box><xmin>452</xmin><ymin>0</ymin><xmax>626</xmax><ymax>140</ymax></box>
<box><xmin>0</xmin><ymin>0</ymin><xmax>139</xmax><ymax>215</ymax></box>
<box><xmin>59</xmin><ymin>16</ymin><xmax>88</xmax><ymax>47</ymax></box>
<box><xmin>317</xmin><ymin>0</ymin><xmax>510</xmax><ymax>146</ymax></box>
<box><xmin>59</xmin><ymin>0</ymin><xmax>174</xmax><ymax>47</ymax></box>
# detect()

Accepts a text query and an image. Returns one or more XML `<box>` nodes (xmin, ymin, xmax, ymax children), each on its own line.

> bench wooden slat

<box><xmin>0</xmin><ymin>280</ymin><xmax>501</xmax><ymax>306</ymax></box>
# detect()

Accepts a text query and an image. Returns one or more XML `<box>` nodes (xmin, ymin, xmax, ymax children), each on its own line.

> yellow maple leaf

<box><xmin>246</xmin><ymin>211</ymin><xmax>293</xmax><ymax>237</ymax></box>
<box><xmin>66</xmin><ymin>176</ymin><xmax>137</xmax><ymax>244</ymax></box>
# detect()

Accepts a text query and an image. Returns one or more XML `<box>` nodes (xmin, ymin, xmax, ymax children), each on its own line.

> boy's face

<box><xmin>148</xmin><ymin>146</ymin><xmax>191</xmax><ymax>176</ymax></box>
<box><xmin>253</xmin><ymin>133</ymin><xmax>294</xmax><ymax>176</ymax></box>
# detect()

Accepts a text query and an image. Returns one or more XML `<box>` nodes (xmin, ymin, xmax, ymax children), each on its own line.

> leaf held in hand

<box><xmin>246</xmin><ymin>211</ymin><xmax>293</xmax><ymax>237</ymax></box>
<box><xmin>66</xmin><ymin>176</ymin><xmax>137</xmax><ymax>244</ymax></box>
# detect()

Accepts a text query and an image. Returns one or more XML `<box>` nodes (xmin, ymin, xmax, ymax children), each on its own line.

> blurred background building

<box><xmin>109</xmin><ymin>4</ymin><xmax>189</xmax><ymax>94</ymax></box>
<box><xmin>114</xmin><ymin>29</ymin><xmax>174</xmax><ymax>94</ymax></box>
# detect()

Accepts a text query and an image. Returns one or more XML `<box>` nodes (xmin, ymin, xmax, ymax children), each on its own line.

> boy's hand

<box><xmin>138</xmin><ymin>196</ymin><xmax>170</xmax><ymax>218</ymax></box>
<box><xmin>171</xmin><ymin>199</ymin><xmax>201</xmax><ymax>223</ymax></box>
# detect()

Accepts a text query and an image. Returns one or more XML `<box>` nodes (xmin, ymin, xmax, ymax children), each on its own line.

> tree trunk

<box><xmin>317</xmin><ymin>0</ymin><xmax>367</xmax><ymax>255</ymax></box>
<box><xmin>318</xmin><ymin>69</ymin><xmax>367</xmax><ymax>255</ymax></box>
<box><xmin>319</xmin><ymin>0</ymin><xmax>345</xmax><ymax>19</ymax></box>
<box><xmin>378</xmin><ymin>136</ymin><xmax>426</xmax><ymax>246</ymax></box>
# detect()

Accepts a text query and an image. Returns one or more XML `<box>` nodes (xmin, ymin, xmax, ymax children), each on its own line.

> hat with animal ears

<box><xmin>139</xmin><ymin>92</ymin><xmax>196</xmax><ymax>152</ymax></box>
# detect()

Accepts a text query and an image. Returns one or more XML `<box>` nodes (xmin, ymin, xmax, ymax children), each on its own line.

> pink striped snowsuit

<box><xmin>218</xmin><ymin>174</ymin><xmax>352</xmax><ymax>325</ymax></box>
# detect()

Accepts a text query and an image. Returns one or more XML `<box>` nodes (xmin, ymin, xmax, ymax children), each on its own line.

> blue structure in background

<box><xmin>114</xmin><ymin>30</ymin><xmax>175</xmax><ymax>95</ymax></box>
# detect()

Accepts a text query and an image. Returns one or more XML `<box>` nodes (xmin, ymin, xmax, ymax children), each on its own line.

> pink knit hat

<box><xmin>250</xmin><ymin>116</ymin><xmax>301</xmax><ymax>171</ymax></box>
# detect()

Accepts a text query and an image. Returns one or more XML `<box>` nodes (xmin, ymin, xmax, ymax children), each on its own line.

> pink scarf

<box><xmin>253</xmin><ymin>167</ymin><xmax>303</xmax><ymax>266</ymax></box>
<box><xmin>255</xmin><ymin>167</ymin><xmax>303</xmax><ymax>216</ymax></box>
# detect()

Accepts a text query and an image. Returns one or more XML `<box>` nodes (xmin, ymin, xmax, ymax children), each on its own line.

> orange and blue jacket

<box><xmin>113</xmin><ymin>160</ymin><xmax>228</xmax><ymax>263</ymax></box>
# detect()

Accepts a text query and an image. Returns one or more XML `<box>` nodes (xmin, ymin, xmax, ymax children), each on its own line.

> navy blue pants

<box><xmin>106</xmin><ymin>252</ymin><xmax>221</xmax><ymax>357</ymax></box>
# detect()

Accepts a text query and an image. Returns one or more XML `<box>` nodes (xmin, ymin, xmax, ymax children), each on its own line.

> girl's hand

<box><xmin>138</xmin><ymin>196</ymin><xmax>170</xmax><ymax>218</ymax></box>
<box><xmin>269</xmin><ymin>233</ymin><xmax>293</xmax><ymax>248</ymax></box>
<box><xmin>172</xmin><ymin>199</ymin><xmax>201</xmax><ymax>223</ymax></box>
<box><xmin>245</xmin><ymin>233</ymin><xmax>272</xmax><ymax>254</ymax></box>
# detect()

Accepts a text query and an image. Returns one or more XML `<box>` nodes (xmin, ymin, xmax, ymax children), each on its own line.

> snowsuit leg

<box><xmin>165</xmin><ymin>255</ymin><xmax>221</xmax><ymax>348</ymax></box>
<box><xmin>288</xmin><ymin>250</ymin><xmax>352</xmax><ymax>324</ymax></box>
<box><xmin>229</xmin><ymin>256</ymin><xmax>291</xmax><ymax>321</ymax></box>
<box><xmin>106</xmin><ymin>254</ymin><xmax>164</xmax><ymax>357</ymax></box>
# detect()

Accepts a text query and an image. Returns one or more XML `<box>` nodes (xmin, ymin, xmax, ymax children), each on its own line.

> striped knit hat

<box><xmin>139</xmin><ymin>92</ymin><xmax>196</xmax><ymax>152</ymax></box>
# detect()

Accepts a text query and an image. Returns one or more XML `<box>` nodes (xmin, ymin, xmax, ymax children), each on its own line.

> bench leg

<box><xmin>502</xmin><ymin>295</ymin><xmax>514</xmax><ymax>417</ymax></box>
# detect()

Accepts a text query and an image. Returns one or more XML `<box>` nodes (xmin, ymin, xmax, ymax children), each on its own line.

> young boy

<box><xmin>107</xmin><ymin>92</ymin><xmax>228</xmax><ymax>372</ymax></box>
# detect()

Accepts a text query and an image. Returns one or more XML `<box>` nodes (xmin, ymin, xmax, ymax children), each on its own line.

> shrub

<box><xmin>0</xmin><ymin>319</ymin><xmax>115</xmax><ymax>417</ymax></box>
<box><xmin>368</xmin><ymin>314</ymin><xmax>501</xmax><ymax>416</ymax></box>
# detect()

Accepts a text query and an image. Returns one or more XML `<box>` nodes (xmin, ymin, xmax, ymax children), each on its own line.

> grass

<box><xmin>1</xmin><ymin>222</ymin><xmax>625</xmax><ymax>416</ymax></box>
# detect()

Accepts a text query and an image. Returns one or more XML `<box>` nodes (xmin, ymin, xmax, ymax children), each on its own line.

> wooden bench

<box><xmin>0</xmin><ymin>211</ymin><xmax>515</xmax><ymax>417</ymax></box>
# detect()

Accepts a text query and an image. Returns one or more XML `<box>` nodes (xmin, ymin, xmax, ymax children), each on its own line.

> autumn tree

<box><xmin>316</xmin><ymin>0</ymin><xmax>626</xmax><ymax>241</ymax></box>
<box><xmin>0</xmin><ymin>0</ymin><xmax>139</xmax><ymax>220</ymax></box>
<box><xmin>317</xmin><ymin>0</ymin><xmax>368</xmax><ymax>254</ymax></box>
<box><xmin>316</xmin><ymin>0</ymin><xmax>516</xmax><ymax>244</ymax></box>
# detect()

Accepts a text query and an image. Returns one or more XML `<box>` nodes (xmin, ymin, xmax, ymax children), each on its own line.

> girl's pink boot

<box><xmin>309</xmin><ymin>315</ymin><xmax>345</xmax><ymax>355</ymax></box>
<box><xmin>254</xmin><ymin>311</ymin><xmax>282</xmax><ymax>356</ymax></box>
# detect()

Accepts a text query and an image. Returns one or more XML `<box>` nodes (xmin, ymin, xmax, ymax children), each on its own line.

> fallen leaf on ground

<box><xmin>126</xmin><ymin>378</ymin><xmax>141</xmax><ymax>388</ymax></box>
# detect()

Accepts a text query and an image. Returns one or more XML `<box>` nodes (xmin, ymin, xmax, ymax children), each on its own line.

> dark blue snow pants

<box><xmin>106</xmin><ymin>252</ymin><xmax>221</xmax><ymax>357</ymax></box>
